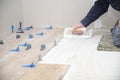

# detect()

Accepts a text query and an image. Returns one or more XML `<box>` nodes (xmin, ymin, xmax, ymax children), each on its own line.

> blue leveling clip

<box><xmin>36</xmin><ymin>32</ymin><xmax>44</xmax><ymax>36</ymax></box>
<box><xmin>22</xmin><ymin>62</ymin><xmax>36</xmax><ymax>68</ymax></box>
<box><xmin>19</xmin><ymin>42</ymin><xmax>28</xmax><ymax>46</ymax></box>
<box><xmin>22</xmin><ymin>26</ymin><xmax>33</xmax><ymax>30</ymax></box>
<box><xmin>28</xmin><ymin>34</ymin><xmax>33</xmax><ymax>39</ymax></box>
<box><xmin>22</xmin><ymin>27</ymin><xmax>30</xmax><ymax>30</ymax></box>
<box><xmin>10</xmin><ymin>47</ymin><xmax>20</xmax><ymax>52</ymax></box>
<box><xmin>11</xmin><ymin>25</ymin><xmax>14</xmax><ymax>33</ymax></box>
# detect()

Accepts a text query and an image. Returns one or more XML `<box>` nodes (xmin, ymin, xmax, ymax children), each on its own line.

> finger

<box><xmin>72</xmin><ymin>27</ymin><xmax>79</xmax><ymax>34</ymax></box>
<box><xmin>77</xmin><ymin>30</ymin><xmax>83</xmax><ymax>35</ymax></box>
<box><xmin>74</xmin><ymin>29</ymin><xmax>83</xmax><ymax>35</ymax></box>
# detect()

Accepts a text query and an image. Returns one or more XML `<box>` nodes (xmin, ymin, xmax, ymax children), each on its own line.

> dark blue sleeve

<box><xmin>81</xmin><ymin>0</ymin><xmax>109</xmax><ymax>27</ymax></box>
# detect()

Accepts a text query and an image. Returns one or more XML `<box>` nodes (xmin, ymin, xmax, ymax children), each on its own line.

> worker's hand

<box><xmin>118</xmin><ymin>20</ymin><xmax>120</xmax><ymax>27</ymax></box>
<box><xmin>72</xmin><ymin>23</ymin><xmax>86</xmax><ymax>35</ymax></box>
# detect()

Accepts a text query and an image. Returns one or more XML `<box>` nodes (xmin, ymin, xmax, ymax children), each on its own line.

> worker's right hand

<box><xmin>72</xmin><ymin>23</ymin><xmax>86</xmax><ymax>35</ymax></box>
<box><xmin>118</xmin><ymin>20</ymin><xmax>120</xmax><ymax>27</ymax></box>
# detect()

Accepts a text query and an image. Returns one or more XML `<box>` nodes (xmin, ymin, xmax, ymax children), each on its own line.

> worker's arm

<box><xmin>81</xmin><ymin>0</ymin><xmax>109</xmax><ymax>27</ymax></box>
<box><xmin>72</xmin><ymin>0</ymin><xmax>109</xmax><ymax>35</ymax></box>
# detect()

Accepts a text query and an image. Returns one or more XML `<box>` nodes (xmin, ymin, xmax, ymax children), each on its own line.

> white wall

<box><xmin>22</xmin><ymin>0</ymin><xmax>92</xmax><ymax>27</ymax></box>
<box><xmin>0</xmin><ymin>0</ymin><xmax>23</xmax><ymax>37</ymax></box>
<box><xmin>23</xmin><ymin>0</ymin><xmax>120</xmax><ymax>29</ymax></box>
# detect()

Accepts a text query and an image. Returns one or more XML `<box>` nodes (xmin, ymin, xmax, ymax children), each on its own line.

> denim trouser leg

<box><xmin>111</xmin><ymin>19</ymin><xmax>120</xmax><ymax>47</ymax></box>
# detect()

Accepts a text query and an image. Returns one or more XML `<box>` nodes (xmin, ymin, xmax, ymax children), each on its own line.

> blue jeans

<box><xmin>111</xmin><ymin>20</ymin><xmax>120</xmax><ymax>47</ymax></box>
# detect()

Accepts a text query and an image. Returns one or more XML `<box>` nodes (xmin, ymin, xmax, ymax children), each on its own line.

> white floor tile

<box><xmin>39</xmin><ymin>30</ymin><xmax>120</xmax><ymax>80</ymax></box>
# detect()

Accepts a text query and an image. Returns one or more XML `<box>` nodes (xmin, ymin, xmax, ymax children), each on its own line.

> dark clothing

<box><xmin>81</xmin><ymin>0</ymin><xmax>120</xmax><ymax>27</ymax></box>
<box><xmin>111</xmin><ymin>20</ymin><xmax>120</xmax><ymax>47</ymax></box>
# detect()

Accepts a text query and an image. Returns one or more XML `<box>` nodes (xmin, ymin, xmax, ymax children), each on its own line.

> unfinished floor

<box><xmin>0</xmin><ymin>27</ymin><xmax>67</xmax><ymax>80</ymax></box>
<box><xmin>0</xmin><ymin>27</ymin><xmax>120</xmax><ymax>80</ymax></box>
<box><xmin>40</xmin><ymin>29</ymin><xmax>120</xmax><ymax>80</ymax></box>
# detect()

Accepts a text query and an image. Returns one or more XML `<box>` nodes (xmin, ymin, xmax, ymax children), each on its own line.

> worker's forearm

<box><xmin>81</xmin><ymin>0</ymin><xmax>109</xmax><ymax>27</ymax></box>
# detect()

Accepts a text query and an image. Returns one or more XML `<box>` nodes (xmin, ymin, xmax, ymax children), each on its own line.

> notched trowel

<box><xmin>64</xmin><ymin>28</ymin><xmax>93</xmax><ymax>38</ymax></box>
